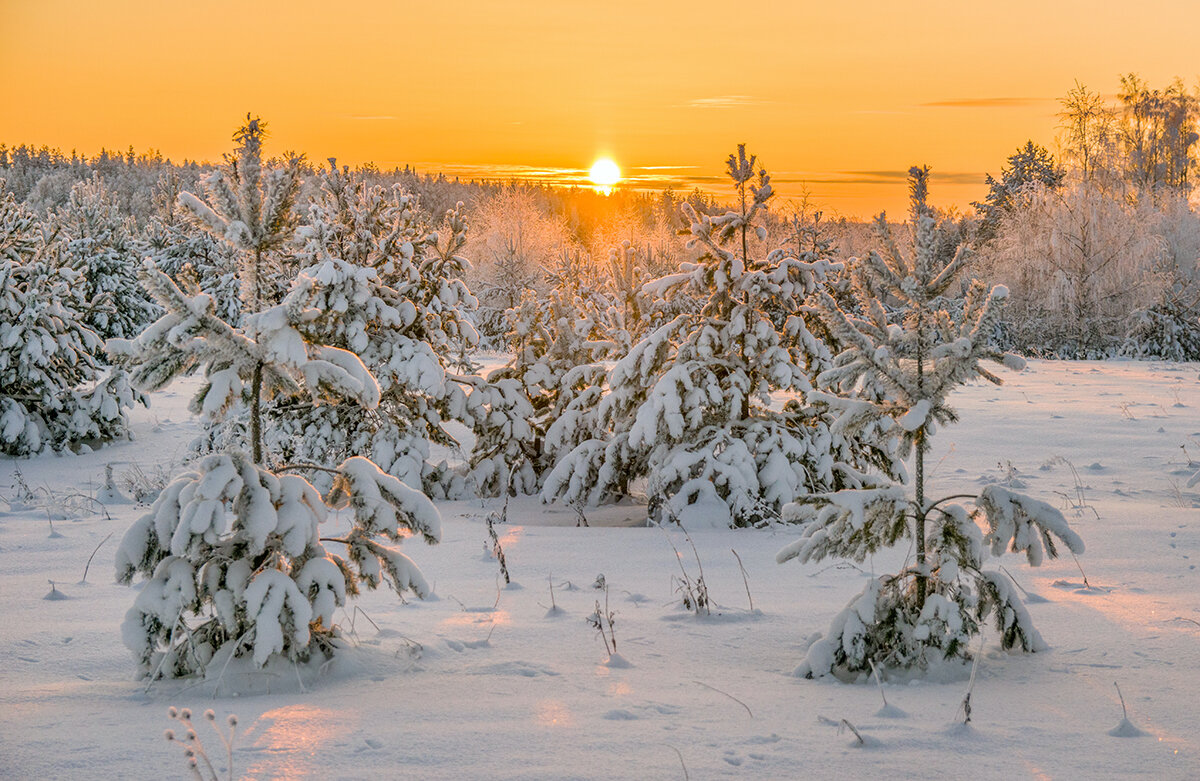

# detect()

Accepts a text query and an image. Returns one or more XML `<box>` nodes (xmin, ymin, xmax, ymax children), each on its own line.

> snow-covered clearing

<box><xmin>2</xmin><ymin>359</ymin><xmax>1198</xmax><ymax>779</ymax></box>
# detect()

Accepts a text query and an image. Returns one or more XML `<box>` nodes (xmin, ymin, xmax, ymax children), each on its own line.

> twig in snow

<box><xmin>839</xmin><ymin>719</ymin><xmax>865</xmax><ymax>745</ymax></box>
<box><xmin>868</xmin><ymin>659</ymin><xmax>888</xmax><ymax>709</ymax></box>
<box><xmin>165</xmin><ymin>706</ymin><xmax>238</xmax><ymax>781</ymax></box>
<box><xmin>1072</xmin><ymin>554</ymin><xmax>1092</xmax><ymax>590</ymax></box>
<box><xmin>959</xmin><ymin>632</ymin><xmax>986</xmax><ymax>724</ymax></box>
<box><xmin>486</xmin><ymin>588</ymin><xmax>503</xmax><ymax>643</ymax></box>
<box><xmin>292</xmin><ymin>660</ymin><xmax>307</xmax><ymax>694</ymax></box>
<box><xmin>998</xmin><ymin>564</ymin><xmax>1032</xmax><ymax>600</ymax></box>
<box><xmin>692</xmin><ymin>680</ymin><xmax>753</xmax><ymax>718</ymax></box>
<box><xmin>351</xmin><ymin>605</ymin><xmax>381</xmax><ymax>634</ymax></box>
<box><xmin>664</xmin><ymin>530</ymin><xmax>709</xmax><ymax>615</ymax></box>
<box><xmin>79</xmin><ymin>532</ymin><xmax>114</xmax><ymax>584</ymax></box>
<box><xmin>665</xmin><ymin>744</ymin><xmax>689</xmax><ymax>781</ymax></box>
<box><xmin>806</xmin><ymin>561</ymin><xmax>866</xmax><ymax>577</ymax></box>
<box><xmin>731</xmin><ymin>549</ymin><xmax>754</xmax><ymax>612</ymax></box>
<box><xmin>587</xmin><ymin>585</ymin><xmax>617</xmax><ymax>656</ymax></box>
<box><xmin>486</xmin><ymin>511</ymin><xmax>511</xmax><ymax>584</ymax></box>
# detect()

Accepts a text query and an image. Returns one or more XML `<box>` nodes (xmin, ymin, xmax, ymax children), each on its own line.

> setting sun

<box><xmin>588</xmin><ymin>158</ymin><xmax>621</xmax><ymax>189</ymax></box>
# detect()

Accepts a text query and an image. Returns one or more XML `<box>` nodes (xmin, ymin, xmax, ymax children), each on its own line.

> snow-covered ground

<box><xmin>2</xmin><ymin>360</ymin><xmax>1198</xmax><ymax>779</ymax></box>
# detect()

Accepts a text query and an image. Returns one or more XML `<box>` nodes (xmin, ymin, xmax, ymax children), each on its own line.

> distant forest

<box><xmin>5</xmin><ymin>73</ymin><xmax>1200</xmax><ymax>360</ymax></box>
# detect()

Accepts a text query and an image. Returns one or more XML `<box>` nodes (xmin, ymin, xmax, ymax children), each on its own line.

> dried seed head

<box><xmin>204</xmin><ymin>709</ymin><xmax>216</xmax><ymax>721</ymax></box>
<box><xmin>187</xmin><ymin>729</ymin><xmax>197</xmax><ymax>741</ymax></box>
<box><xmin>164</xmin><ymin>730</ymin><xmax>175</xmax><ymax>742</ymax></box>
<box><xmin>227</xmin><ymin>715</ymin><xmax>239</xmax><ymax>727</ymax></box>
<box><xmin>168</xmin><ymin>707</ymin><xmax>178</xmax><ymax>719</ymax></box>
<box><xmin>180</xmin><ymin>708</ymin><xmax>192</xmax><ymax>720</ymax></box>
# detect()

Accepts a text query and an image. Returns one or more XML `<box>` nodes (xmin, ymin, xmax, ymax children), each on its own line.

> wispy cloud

<box><xmin>921</xmin><ymin>97</ymin><xmax>1049</xmax><ymax>109</ymax></box>
<box><xmin>369</xmin><ymin>164</ymin><xmax>984</xmax><ymax>202</ymax></box>
<box><xmin>683</xmin><ymin>95</ymin><xmax>765</xmax><ymax>109</ymax></box>
<box><xmin>835</xmin><ymin>170</ymin><xmax>984</xmax><ymax>185</ymax></box>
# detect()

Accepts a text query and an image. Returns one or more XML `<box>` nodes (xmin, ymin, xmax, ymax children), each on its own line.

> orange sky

<box><xmin>3</xmin><ymin>1</ymin><xmax>1200</xmax><ymax>217</ymax></box>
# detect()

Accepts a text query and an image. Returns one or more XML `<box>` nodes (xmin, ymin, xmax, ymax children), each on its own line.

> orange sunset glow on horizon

<box><xmin>4</xmin><ymin>1</ymin><xmax>1200</xmax><ymax>217</ymax></box>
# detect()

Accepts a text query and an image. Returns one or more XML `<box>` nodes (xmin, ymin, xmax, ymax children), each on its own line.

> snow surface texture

<box><xmin>1</xmin><ymin>360</ymin><xmax>1198</xmax><ymax>779</ymax></box>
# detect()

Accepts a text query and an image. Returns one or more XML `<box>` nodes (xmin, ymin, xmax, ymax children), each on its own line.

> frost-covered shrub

<box><xmin>544</xmin><ymin>147</ymin><xmax>893</xmax><ymax>528</ymax></box>
<box><xmin>1122</xmin><ymin>296</ymin><xmax>1200</xmax><ymax>360</ymax></box>
<box><xmin>466</xmin><ymin>186</ymin><xmax>572</xmax><ymax>348</ymax></box>
<box><xmin>779</xmin><ymin>167</ymin><xmax>1085</xmax><ymax>680</ymax></box>
<box><xmin>977</xmin><ymin>180</ymin><xmax>1165</xmax><ymax>357</ymax></box>
<box><xmin>0</xmin><ymin>189</ymin><xmax>141</xmax><ymax>455</ymax></box>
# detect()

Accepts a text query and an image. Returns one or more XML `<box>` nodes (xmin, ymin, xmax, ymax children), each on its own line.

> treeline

<box><xmin>6</xmin><ymin>72</ymin><xmax>1200</xmax><ymax>369</ymax></box>
<box><xmin>972</xmin><ymin>75</ymin><xmax>1200</xmax><ymax>359</ymax></box>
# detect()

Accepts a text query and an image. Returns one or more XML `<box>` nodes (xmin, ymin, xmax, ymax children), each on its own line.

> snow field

<box><xmin>1</xmin><ymin>360</ymin><xmax>1198</xmax><ymax>779</ymax></box>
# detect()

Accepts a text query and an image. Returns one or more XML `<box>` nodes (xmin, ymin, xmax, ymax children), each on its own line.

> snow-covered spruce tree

<box><xmin>175</xmin><ymin>115</ymin><xmax>303</xmax><ymax>457</ymax></box>
<box><xmin>468</xmin><ymin>249</ymin><xmax>612</xmax><ymax>494</ymax></box>
<box><xmin>268</xmin><ymin>161</ymin><xmax>478</xmax><ymax>497</ymax></box>
<box><xmin>544</xmin><ymin>146</ymin><xmax>889</xmax><ymax>528</ymax></box>
<box><xmin>604</xmin><ymin>241</ymin><xmax>648</xmax><ymax>354</ymax></box>
<box><xmin>777</xmin><ymin>167</ymin><xmax>1085</xmax><ymax>680</ymax></box>
<box><xmin>56</xmin><ymin>175</ymin><xmax>159</xmax><ymax>340</ymax></box>
<box><xmin>179</xmin><ymin>114</ymin><xmax>302</xmax><ymax>316</ymax></box>
<box><xmin>0</xmin><ymin>189</ymin><xmax>141</xmax><ymax>455</ymax></box>
<box><xmin>109</xmin><ymin>260</ymin><xmax>442</xmax><ymax>679</ymax></box>
<box><xmin>140</xmin><ymin>171</ymin><xmax>243</xmax><ymax>327</ymax></box>
<box><xmin>108</xmin><ymin>122</ymin><xmax>441</xmax><ymax>681</ymax></box>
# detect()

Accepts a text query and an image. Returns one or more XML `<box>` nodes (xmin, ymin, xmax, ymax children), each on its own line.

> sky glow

<box><xmin>3</xmin><ymin>1</ymin><xmax>1200</xmax><ymax>215</ymax></box>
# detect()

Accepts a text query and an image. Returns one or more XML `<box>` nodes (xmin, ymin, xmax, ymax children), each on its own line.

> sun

<box><xmin>588</xmin><ymin>157</ymin><xmax>621</xmax><ymax>190</ymax></box>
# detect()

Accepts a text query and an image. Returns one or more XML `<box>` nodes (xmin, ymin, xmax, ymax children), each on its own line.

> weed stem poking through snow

<box><xmin>692</xmin><ymin>680</ymin><xmax>753</xmax><ymax>718</ymax></box>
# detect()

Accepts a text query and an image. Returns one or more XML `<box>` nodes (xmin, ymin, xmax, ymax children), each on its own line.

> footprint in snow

<box><xmin>468</xmin><ymin>661</ymin><xmax>559</xmax><ymax>677</ymax></box>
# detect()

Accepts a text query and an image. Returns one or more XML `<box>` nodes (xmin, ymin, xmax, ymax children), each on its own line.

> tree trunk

<box><xmin>251</xmin><ymin>360</ymin><xmax>264</xmax><ymax>465</ymax></box>
<box><xmin>914</xmin><ymin>306</ymin><xmax>928</xmax><ymax>610</ymax></box>
<box><xmin>914</xmin><ymin>428</ymin><xmax>927</xmax><ymax>609</ymax></box>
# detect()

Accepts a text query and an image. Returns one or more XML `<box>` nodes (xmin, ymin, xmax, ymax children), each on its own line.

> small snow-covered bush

<box><xmin>779</xmin><ymin>167</ymin><xmax>1085</xmax><ymax>680</ymax></box>
<box><xmin>116</xmin><ymin>452</ymin><xmax>439</xmax><ymax>678</ymax></box>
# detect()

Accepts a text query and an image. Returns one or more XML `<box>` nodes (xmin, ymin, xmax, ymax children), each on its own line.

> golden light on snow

<box><xmin>245</xmin><ymin>705</ymin><xmax>348</xmax><ymax>778</ymax></box>
<box><xmin>534</xmin><ymin>699</ymin><xmax>574</xmax><ymax>727</ymax></box>
<box><xmin>588</xmin><ymin>158</ymin><xmax>621</xmax><ymax>192</ymax></box>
